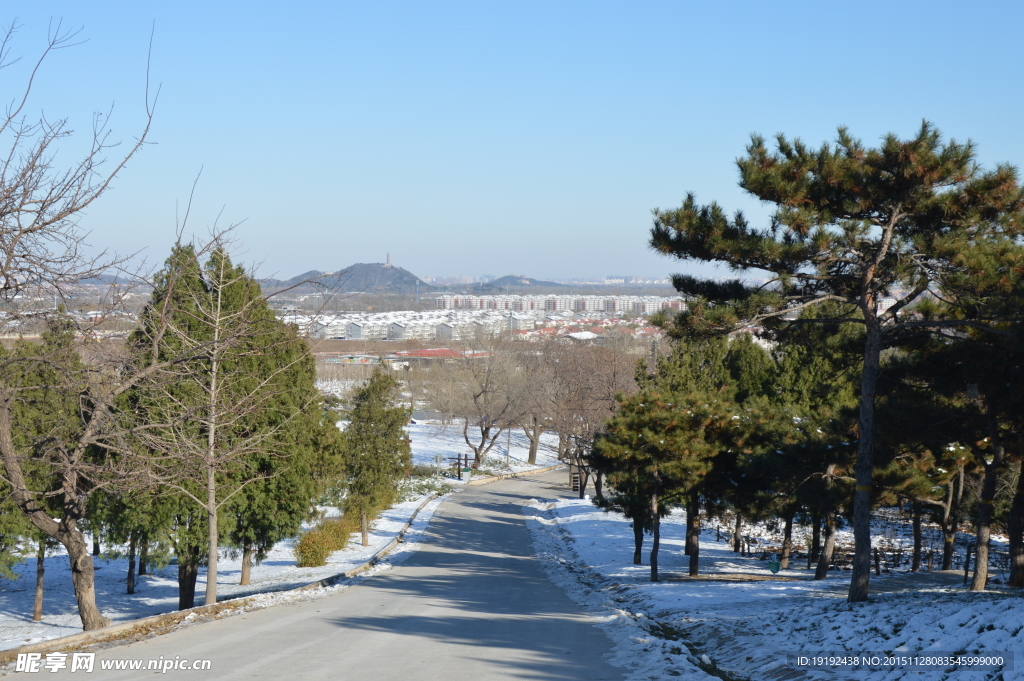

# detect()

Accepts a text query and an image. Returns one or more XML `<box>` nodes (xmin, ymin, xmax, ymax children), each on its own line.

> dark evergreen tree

<box><xmin>229</xmin><ymin>396</ymin><xmax>345</xmax><ymax>585</ymax></box>
<box><xmin>96</xmin><ymin>488</ymin><xmax>170</xmax><ymax>595</ymax></box>
<box><xmin>0</xmin><ymin>494</ymin><xmax>25</xmax><ymax>580</ymax></box>
<box><xmin>342</xmin><ymin>367</ymin><xmax>411</xmax><ymax>546</ymax></box>
<box><xmin>878</xmin><ymin>323</ymin><xmax>1024</xmax><ymax>590</ymax></box>
<box><xmin>596</xmin><ymin>384</ymin><xmax>737</xmax><ymax>581</ymax></box>
<box><xmin>753</xmin><ymin>305</ymin><xmax>860</xmax><ymax>571</ymax></box>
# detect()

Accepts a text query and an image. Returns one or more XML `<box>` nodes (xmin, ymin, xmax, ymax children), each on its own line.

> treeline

<box><xmin>0</xmin><ymin>243</ymin><xmax>410</xmax><ymax>630</ymax></box>
<box><xmin>596</xmin><ymin>313</ymin><xmax>1024</xmax><ymax>590</ymax></box>
<box><xmin>593</xmin><ymin>123</ymin><xmax>1024</xmax><ymax>600</ymax></box>
<box><xmin>418</xmin><ymin>337</ymin><xmax>640</xmax><ymax>488</ymax></box>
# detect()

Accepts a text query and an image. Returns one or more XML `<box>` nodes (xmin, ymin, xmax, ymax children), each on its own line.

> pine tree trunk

<box><xmin>810</xmin><ymin>512</ymin><xmax>822</xmax><ymax>568</ymax></box>
<box><xmin>92</xmin><ymin>537</ymin><xmax>100</xmax><ymax>556</ymax></box>
<box><xmin>240</xmin><ymin>542</ymin><xmax>253</xmax><ymax>586</ymax></box>
<box><xmin>943</xmin><ymin>464</ymin><xmax>964</xmax><ymax>570</ymax></box>
<box><xmin>650</xmin><ymin>493</ymin><xmax>660</xmax><ymax>583</ymax></box>
<box><xmin>1008</xmin><ymin>462</ymin><xmax>1024</xmax><ymax>587</ymax></box>
<box><xmin>733</xmin><ymin>514</ymin><xmax>742</xmax><ymax>553</ymax></box>
<box><xmin>911</xmin><ymin>501</ymin><xmax>922</xmax><ymax>572</ymax></box>
<box><xmin>177</xmin><ymin>548</ymin><xmax>200</xmax><ymax>610</ymax></box>
<box><xmin>138</xmin><ymin>536</ymin><xmax>149</xmax><ymax>576</ymax></box>
<box><xmin>849</xmin><ymin>312</ymin><xmax>881</xmax><ymax>603</ymax></box>
<box><xmin>632</xmin><ymin>520</ymin><xmax>644</xmax><ymax>565</ymax></box>
<box><xmin>780</xmin><ymin>515</ymin><xmax>793</xmax><ymax>569</ymax></box>
<box><xmin>593</xmin><ymin>471</ymin><xmax>604</xmax><ymax>505</ymax></box>
<box><xmin>33</xmin><ymin>539</ymin><xmax>45</xmax><ymax>621</ymax></box>
<box><xmin>684</xmin><ymin>503</ymin><xmax>693</xmax><ymax>556</ymax></box>
<box><xmin>686</xmin><ymin>492</ymin><xmax>700</xmax><ymax>577</ymax></box>
<box><xmin>815</xmin><ymin>516</ymin><xmax>836</xmax><ymax>581</ymax></box>
<box><xmin>361</xmin><ymin>511</ymin><xmax>369</xmax><ymax>547</ymax></box>
<box><xmin>127</xmin><ymin>533</ymin><xmax>137</xmax><ymax>595</ymax></box>
<box><xmin>972</xmin><ymin>411</ymin><xmax>1005</xmax><ymax>591</ymax></box>
<box><xmin>941</xmin><ymin>532</ymin><xmax>956</xmax><ymax>570</ymax></box>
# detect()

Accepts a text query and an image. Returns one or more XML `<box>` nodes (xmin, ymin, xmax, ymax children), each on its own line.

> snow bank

<box><xmin>526</xmin><ymin>498</ymin><xmax>1024</xmax><ymax>681</ymax></box>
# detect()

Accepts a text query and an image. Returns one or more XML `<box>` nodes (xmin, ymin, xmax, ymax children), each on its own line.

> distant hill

<box><xmin>267</xmin><ymin>263</ymin><xmax>433</xmax><ymax>295</ymax></box>
<box><xmin>77</xmin><ymin>273</ymin><xmax>139</xmax><ymax>286</ymax></box>
<box><xmin>471</xmin><ymin>275</ymin><xmax>565</xmax><ymax>293</ymax></box>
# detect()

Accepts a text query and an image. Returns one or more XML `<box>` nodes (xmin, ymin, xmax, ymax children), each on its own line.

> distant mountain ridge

<box><xmin>265</xmin><ymin>263</ymin><xmax>433</xmax><ymax>295</ymax></box>
<box><xmin>470</xmin><ymin>275</ymin><xmax>565</xmax><ymax>292</ymax></box>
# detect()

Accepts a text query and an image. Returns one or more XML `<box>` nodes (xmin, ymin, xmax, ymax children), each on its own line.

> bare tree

<box><xmin>511</xmin><ymin>344</ymin><xmax>553</xmax><ymax>465</ymax></box>
<box><xmin>421</xmin><ymin>334</ymin><xmax>525</xmax><ymax>468</ymax></box>
<box><xmin>0</xmin><ymin>22</ymin><xmax>157</xmax><ymax>630</ymax></box>
<box><xmin>545</xmin><ymin>341</ymin><xmax>636</xmax><ymax>497</ymax></box>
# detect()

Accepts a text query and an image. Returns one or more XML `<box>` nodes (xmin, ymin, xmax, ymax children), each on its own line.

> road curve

<box><xmin>81</xmin><ymin>471</ymin><xmax>625</xmax><ymax>680</ymax></box>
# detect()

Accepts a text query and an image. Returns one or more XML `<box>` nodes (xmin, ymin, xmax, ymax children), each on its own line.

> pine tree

<box><xmin>589</xmin><ymin>457</ymin><xmax>660</xmax><ymax>567</ymax></box>
<box><xmin>879</xmin><ymin>322</ymin><xmax>1024</xmax><ymax>589</ymax></box>
<box><xmin>649</xmin><ymin>123</ymin><xmax>1024</xmax><ymax>601</ymax></box>
<box><xmin>342</xmin><ymin>367</ymin><xmax>411</xmax><ymax>547</ymax></box>
<box><xmin>752</xmin><ymin>305</ymin><xmax>860</xmax><ymax>571</ymax></box>
<box><xmin>915</xmin><ymin>237</ymin><xmax>1024</xmax><ymax>589</ymax></box>
<box><xmin>596</xmin><ymin>385</ymin><xmax>736</xmax><ymax>582</ymax></box>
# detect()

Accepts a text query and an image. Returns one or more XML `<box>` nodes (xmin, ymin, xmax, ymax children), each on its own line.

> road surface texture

<box><xmin>76</xmin><ymin>471</ymin><xmax>626</xmax><ymax>680</ymax></box>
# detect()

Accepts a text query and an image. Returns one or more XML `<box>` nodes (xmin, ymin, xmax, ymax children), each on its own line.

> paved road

<box><xmin>81</xmin><ymin>471</ymin><xmax>625</xmax><ymax>680</ymax></box>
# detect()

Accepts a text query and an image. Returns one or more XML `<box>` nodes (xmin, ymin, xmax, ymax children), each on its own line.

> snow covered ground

<box><xmin>408</xmin><ymin>420</ymin><xmax>561</xmax><ymax>476</ymax></box>
<box><xmin>526</xmin><ymin>498</ymin><xmax>1024</xmax><ymax>681</ymax></box>
<box><xmin>0</xmin><ymin>422</ymin><xmax>557</xmax><ymax>652</ymax></box>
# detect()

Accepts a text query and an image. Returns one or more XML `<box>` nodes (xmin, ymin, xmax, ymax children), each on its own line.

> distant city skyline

<box><xmin>418</xmin><ymin>273</ymin><xmax>670</xmax><ymax>285</ymax></box>
<box><xmin>9</xmin><ymin>2</ymin><xmax>1023</xmax><ymax>282</ymax></box>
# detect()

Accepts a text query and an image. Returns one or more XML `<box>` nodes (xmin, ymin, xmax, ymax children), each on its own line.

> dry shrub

<box><xmin>295</xmin><ymin>512</ymin><xmax>369</xmax><ymax>567</ymax></box>
<box><xmin>294</xmin><ymin>528</ymin><xmax>334</xmax><ymax>567</ymax></box>
<box><xmin>320</xmin><ymin>516</ymin><xmax>359</xmax><ymax>551</ymax></box>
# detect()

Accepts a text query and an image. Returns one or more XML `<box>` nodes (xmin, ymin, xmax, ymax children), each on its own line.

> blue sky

<box><xmin>9</xmin><ymin>2</ymin><xmax>1024</xmax><ymax>281</ymax></box>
